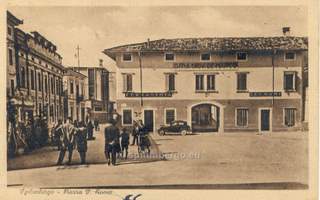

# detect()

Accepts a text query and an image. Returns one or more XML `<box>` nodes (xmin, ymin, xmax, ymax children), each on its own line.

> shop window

<box><xmin>284</xmin><ymin>108</ymin><xmax>296</xmax><ymax>127</ymax></box>
<box><xmin>123</xmin><ymin>109</ymin><xmax>132</xmax><ymax>125</ymax></box>
<box><xmin>122</xmin><ymin>53</ymin><xmax>132</xmax><ymax>62</ymax></box>
<box><xmin>9</xmin><ymin>49</ymin><xmax>13</xmax><ymax>65</ymax></box>
<box><xmin>201</xmin><ymin>53</ymin><xmax>210</xmax><ymax>61</ymax></box>
<box><xmin>285</xmin><ymin>52</ymin><xmax>295</xmax><ymax>60</ymax></box>
<box><xmin>165</xmin><ymin>109</ymin><xmax>175</xmax><ymax>124</ymax></box>
<box><xmin>236</xmin><ymin>52</ymin><xmax>247</xmax><ymax>61</ymax></box>
<box><xmin>284</xmin><ymin>71</ymin><xmax>296</xmax><ymax>91</ymax></box>
<box><xmin>236</xmin><ymin>108</ymin><xmax>248</xmax><ymax>127</ymax></box>
<box><xmin>237</xmin><ymin>72</ymin><xmax>247</xmax><ymax>91</ymax></box>
<box><xmin>95</xmin><ymin>106</ymin><xmax>103</xmax><ymax>111</ymax></box>
<box><xmin>207</xmin><ymin>75</ymin><xmax>215</xmax><ymax>91</ymax></box>
<box><xmin>195</xmin><ymin>74</ymin><xmax>204</xmax><ymax>91</ymax></box>
<box><xmin>165</xmin><ymin>73</ymin><xmax>175</xmax><ymax>91</ymax></box>
<box><xmin>123</xmin><ymin>74</ymin><xmax>133</xmax><ymax>92</ymax></box>
<box><xmin>165</xmin><ymin>53</ymin><xmax>175</xmax><ymax>61</ymax></box>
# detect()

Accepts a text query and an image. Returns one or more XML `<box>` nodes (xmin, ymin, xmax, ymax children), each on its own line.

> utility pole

<box><xmin>76</xmin><ymin>45</ymin><xmax>81</xmax><ymax>69</ymax></box>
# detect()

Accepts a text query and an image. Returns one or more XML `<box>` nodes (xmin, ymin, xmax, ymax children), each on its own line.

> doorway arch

<box><xmin>187</xmin><ymin>101</ymin><xmax>224</xmax><ymax>133</ymax></box>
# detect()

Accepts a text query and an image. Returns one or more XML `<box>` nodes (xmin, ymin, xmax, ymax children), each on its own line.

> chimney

<box><xmin>147</xmin><ymin>38</ymin><xmax>150</xmax><ymax>48</ymax></box>
<box><xmin>99</xmin><ymin>59</ymin><xmax>103</xmax><ymax>67</ymax></box>
<box><xmin>282</xmin><ymin>27</ymin><xmax>290</xmax><ymax>36</ymax></box>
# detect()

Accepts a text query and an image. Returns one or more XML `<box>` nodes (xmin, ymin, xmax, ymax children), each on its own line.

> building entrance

<box><xmin>191</xmin><ymin>104</ymin><xmax>219</xmax><ymax>132</ymax></box>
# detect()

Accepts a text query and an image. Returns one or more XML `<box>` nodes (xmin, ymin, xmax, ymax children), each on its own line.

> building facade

<box><xmin>63</xmin><ymin>68</ymin><xmax>87</xmax><ymax>122</ymax></box>
<box><xmin>12</xmin><ymin>27</ymin><xmax>65</xmax><ymax>126</ymax></box>
<box><xmin>71</xmin><ymin>66</ymin><xmax>114</xmax><ymax>123</ymax></box>
<box><xmin>104</xmin><ymin>35</ymin><xmax>308</xmax><ymax>133</ymax></box>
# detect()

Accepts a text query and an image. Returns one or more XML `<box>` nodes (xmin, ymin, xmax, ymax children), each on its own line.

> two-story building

<box><xmin>63</xmin><ymin>68</ymin><xmax>87</xmax><ymax>122</ymax></box>
<box><xmin>103</xmin><ymin>34</ymin><xmax>308</xmax><ymax>133</ymax></box>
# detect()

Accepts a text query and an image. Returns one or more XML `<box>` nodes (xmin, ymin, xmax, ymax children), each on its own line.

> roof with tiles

<box><xmin>103</xmin><ymin>37</ymin><xmax>308</xmax><ymax>60</ymax></box>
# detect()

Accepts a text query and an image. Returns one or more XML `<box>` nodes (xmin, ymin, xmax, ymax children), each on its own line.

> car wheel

<box><xmin>159</xmin><ymin>130</ymin><xmax>165</xmax><ymax>136</ymax></box>
<box><xmin>181</xmin><ymin>129</ymin><xmax>187</xmax><ymax>136</ymax></box>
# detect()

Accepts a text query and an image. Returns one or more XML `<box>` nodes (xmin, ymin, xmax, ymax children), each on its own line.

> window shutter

<box><xmin>123</xmin><ymin>74</ymin><xmax>127</xmax><ymax>92</ymax></box>
<box><xmin>165</xmin><ymin>74</ymin><xmax>169</xmax><ymax>91</ymax></box>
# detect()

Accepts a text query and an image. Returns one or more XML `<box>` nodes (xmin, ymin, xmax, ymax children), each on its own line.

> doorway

<box><xmin>144</xmin><ymin>110</ymin><xmax>154</xmax><ymax>132</ymax></box>
<box><xmin>191</xmin><ymin>104</ymin><xmax>219</xmax><ymax>132</ymax></box>
<box><xmin>259</xmin><ymin>108</ymin><xmax>271</xmax><ymax>132</ymax></box>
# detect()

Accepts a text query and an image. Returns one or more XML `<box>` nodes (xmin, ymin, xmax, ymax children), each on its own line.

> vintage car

<box><xmin>157</xmin><ymin>120</ymin><xmax>192</xmax><ymax>136</ymax></box>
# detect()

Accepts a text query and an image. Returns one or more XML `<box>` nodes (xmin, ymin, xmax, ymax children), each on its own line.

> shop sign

<box><xmin>249</xmin><ymin>92</ymin><xmax>282</xmax><ymax>97</ymax></box>
<box><xmin>125</xmin><ymin>92</ymin><xmax>173</xmax><ymax>97</ymax></box>
<box><xmin>173</xmin><ymin>62</ymin><xmax>238</xmax><ymax>69</ymax></box>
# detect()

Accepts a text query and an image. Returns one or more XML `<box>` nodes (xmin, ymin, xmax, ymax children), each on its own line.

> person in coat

<box><xmin>87</xmin><ymin>119</ymin><xmax>95</xmax><ymax>140</ymax></box>
<box><xmin>75</xmin><ymin>121</ymin><xmax>88</xmax><ymax>164</ymax></box>
<box><xmin>56</xmin><ymin>117</ymin><xmax>76</xmax><ymax>165</ymax></box>
<box><xmin>104</xmin><ymin>119</ymin><xmax>120</xmax><ymax>166</ymax></box>
<box><xmin>120</xmin><ymin>127</ymin><xmax>130</xmax><ymax>159</ymax></box>
<box><xmin>131</xmin><ymin>120</ymin><xmax>140</xmax><ymax>145</ymax></box>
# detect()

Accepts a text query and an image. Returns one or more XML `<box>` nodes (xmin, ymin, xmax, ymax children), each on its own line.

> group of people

<box><xmin>53</xmin><ymin>118</ymin><xmax>96</xmax><ymax>165</ymax></box>
<box><xmin>7</xmin><ymin>114</ymin><xmax>49</xmax><ymax>158</ymax></box>
<box><xmin>104</xmin><ymin>119</ymin><xmax>151</xmax><ymax>166</ymax></box>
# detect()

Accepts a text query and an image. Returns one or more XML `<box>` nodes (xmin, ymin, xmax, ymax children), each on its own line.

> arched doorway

<box><xmin>191</xmin><ymin>103</ymin><xmax>220</xmax><ymax>132</ymax></box>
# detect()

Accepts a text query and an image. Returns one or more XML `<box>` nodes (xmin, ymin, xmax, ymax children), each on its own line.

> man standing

<box><xmin>131</xmin><ymin>120</ymin><xmax>139</xmax><ymax>145</ymax></box>
<box><xmin>75</xmin><ymin>121</ymin><xmax>88</xmax><ymax>165</ymax></box>
<box><xmin>87</xmin><ymin>119</ymin><xmax>95</xmax><ymax>140</ymax></box>
<box><xmin>56</xmin><ymin>117</ymin><xmax>76</xmax><ymax>165</ymax></box>
<box><xmin>104</xmin><ymin>119</ymin><xmax>120</xmax><ymax>166</ymax></box>
<box><xmin>120</xmin><ymin>128</ymin><xmax>130</xmax><ymax>159</ymax></box>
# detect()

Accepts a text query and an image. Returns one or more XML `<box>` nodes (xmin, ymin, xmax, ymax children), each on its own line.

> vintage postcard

<box><xmin>1</xmin><ymin>0</ymin><xmax>318</xmax><ymax>200</ymax></box>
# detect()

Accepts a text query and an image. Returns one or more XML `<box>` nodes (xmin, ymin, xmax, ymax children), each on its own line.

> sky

<box><xmin>9</xmin><ymin>6</ymin><xmax>307</xmax><ymax>71</ymax></box>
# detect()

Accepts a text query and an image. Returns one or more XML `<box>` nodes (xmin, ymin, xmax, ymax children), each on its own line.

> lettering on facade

<box><xmin>249</xmin><ymin>92</ymin><xmax>282</xmax><ymax>97</ymax></box>
<box><xmin>125</xmin><ymin>92</ymin><xmax>173</xmax><ymax>97</ymax></box>
<box><xmin>173</xmin><ymin>62</ymin><xmax>238</xmax><ymax>69</ymax></box>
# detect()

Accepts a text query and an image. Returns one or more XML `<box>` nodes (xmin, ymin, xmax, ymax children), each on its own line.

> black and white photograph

<box><xmin>3</xmin><ymin>1</ymin><xmax>319</xmax><ymax>200</ymax></box>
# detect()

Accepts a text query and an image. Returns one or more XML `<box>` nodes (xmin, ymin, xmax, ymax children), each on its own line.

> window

<box><xmin>7</xmin><ymin>26</ymin><xmax>12</xmax><ymax>36</ymax></box>
<box><xmin>30</xmin><ymin>70</ymin><xmax>35</xmax><ymax>90</ymax></box>
<box><xmin>123</xmin><ymin>109</ymin><xmax>132</xmax><ymax>125</ymax></box>
<box><xmin>165</xmin><ymin>109</ymin><xmax>175</xmax><ymax>124</ymax></box>
<box><xmin>122</xmin><ymin>53</ymin><xmax>132</xmax><ymax>62</ymax></box>
<box><xmin>123</xmin><ymin>74</ymin><xmax>133</xmax><ymax>92</ymax></box>
<box><xmin>9</xmin><ymin>49</ymin><xmax>13</xmax><ymax>65</ymax></box>
<box><xmin>31</xmin><ymin>57</ymin><xmax>35</xmax><ymax>62</ymax></box>
<box><xmin>237</xmin><ymin>73</ymin><xmax>247</xmax><ymax>91</ymax></box>
<box><xmin>207</xmin><ymin>75</ymin><xmax>215</xmax><ymax>91</ymax></box>
<box><xmin>39</xmin><ymin>60</ymin><xmax>42</xmax><ymax>65</ymax></box>
<box><xmin>70</xmin><ymin>81</ymin><xmax>74</xmax><ymax>94</ymax></box>
<box><xmin>285</xmin><ymin>52</ymin><xmax>295</xmax><ymax>60</ymax></box>
<box><xmin>38</xmin><ymin>72</ymin><xmax>42</xmax><ymax>91</ymax></box>
<box><xmin>166</xmin><ymin>73</ymin><xmax>175</xmax><ymax>91</ymax></box>
<box><xmin>20</xmin><ymin>67</ymin><xmax>25</xmax><ymax>88</ymax></box>
<box><xmin>165</xmin><ymin>53</ymin><xmax>175</xmax><ymax>61</ymax></box>
<box><xmin>284</xmin><ymin>108</ymin><xmax>296</xmax><ymax>127</ymax></box>
<box><xmin>195</xmin><ymin>74</ymin><xmax>204</xmax><ymax>91</ymax></box>
<box><xmin>94</xmin><ymin>106</ymin><xmax>103</xmax><ymax>111</ymax></box>
<box><xmin>44</xmin><ymin>75</ymin><xmax>48</xmax><ymax>93</ymax></box>
<box><xmin>236</xmin><ymin>108</ymin><xmax>249</xmax><ymax>127</ymax></box>
<box><xmin>236</xmin><ymin>52</ymin><xmax>247</xmax><ymax>61</ymax></box>
<box><xmin>284</xmin><ymin>72</ymin><xmax>296</xmax><ymax>91</ymax></box>
<box><xmin>201</xmin><ymin>53</ymin><xmax>210</xmax><ymax>61</ymax></box>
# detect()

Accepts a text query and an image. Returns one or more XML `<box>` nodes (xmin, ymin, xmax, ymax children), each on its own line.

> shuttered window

<box><xmin>165</xmin><ymin>73</ymin><xmax>175</xmax><ymax>91</ymax></box>
<box><xmin>237</xmin><ymin>73</ymin><xmax>247</xmax><ymax>91</ymax></box>
<box><xmin>207</xmin><ymin>75</ymin><xmax>215</xmax><ymax>90</ymax></box>
<box><xmin>123</xmin><ymin>74</ymin><xmax>133</xmax><ymax>92</ymax></box>
<box><xmin>284</xmin><ymin>108</ymin><xmax>296</xmax><ymax>127</ymax></box>
<box><xmin>284</xmin><ymin>72</ymin><xmax>296</xmax><ymax>91</ymax></box>
<box><xmin>195</xmin><ymin>75</ymin><xmax>204</xmax><ymax>91</ymax></box>
<box><xmin>236</xmin><ymin>108</ymin><xmax>248</xmax><ymax>127</ymax></box>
